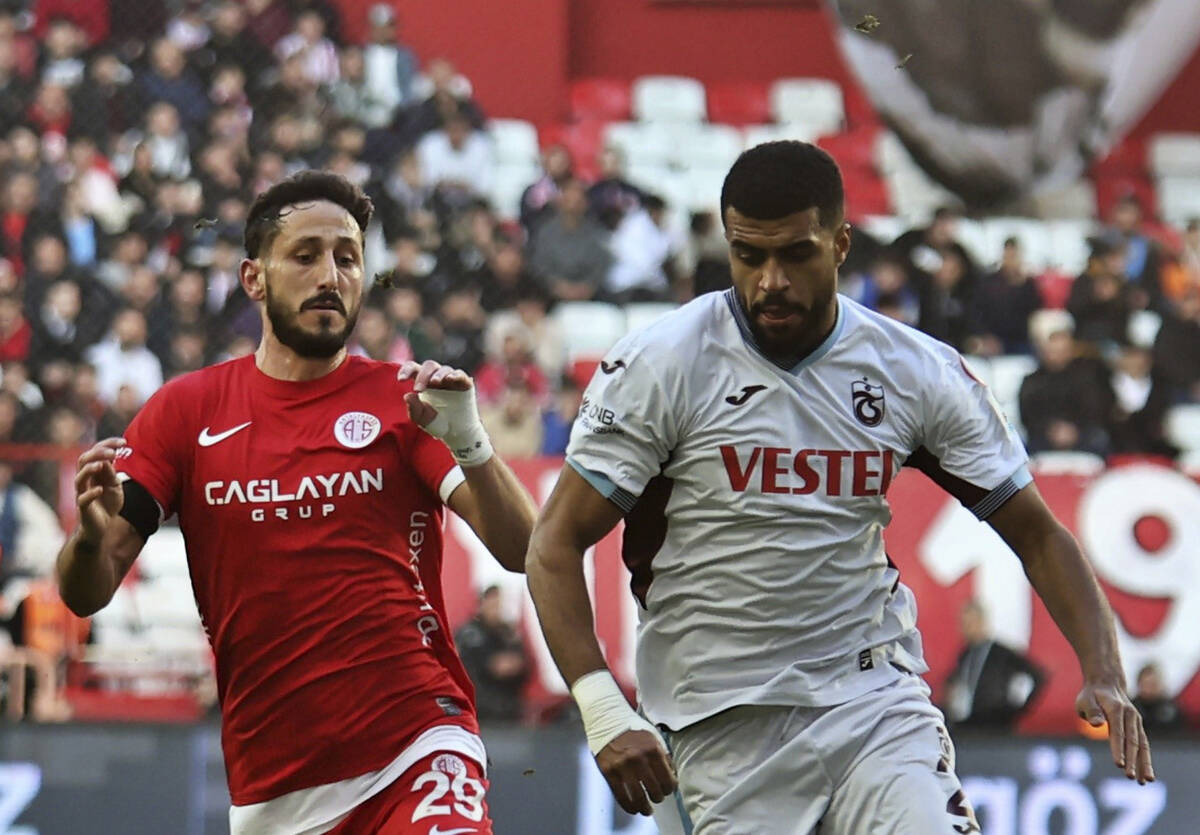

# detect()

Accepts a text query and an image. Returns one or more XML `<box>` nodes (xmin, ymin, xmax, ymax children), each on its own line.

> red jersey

<box><xmin>115</xmin><ymin>355</ymin><xmax>478</xmax><ymax>805</ymax></box>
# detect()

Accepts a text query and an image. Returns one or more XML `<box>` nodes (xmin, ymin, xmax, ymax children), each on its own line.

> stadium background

<box><xmin>1</xmin><ymin>0</ymin><xmax>1200</xmax><ymax>832</ymax></box>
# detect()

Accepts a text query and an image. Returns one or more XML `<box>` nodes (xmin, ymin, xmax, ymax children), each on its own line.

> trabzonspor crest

<box><xmin>851</xmin><ymin>378</ymin><xmax>885</xmax><ymax>427</ymax></box>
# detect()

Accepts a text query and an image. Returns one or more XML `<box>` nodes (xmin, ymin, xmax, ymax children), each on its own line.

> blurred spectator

<box><xmin>530</xmin><ymin>178</ymin><xmax>611</xmax><ymax>302</ymax></box>
<box><xmin>843</xmin><ymin>250</ymin><xmax>920</xmax><ymax>326</ymax></box>
<box><xmin>605</xmin><ymin>194</ymin><xmax>676</xmax><ymax>303</ymax></box>
<box><xmin>0</xmin><ymin>35</ymin><xmax>33</xmax><ymax>132</ymax></box>
<box><xmin>274</xmin><ymin>9</ymin><xmax>338</xmax><ymax>88</ymax></box>
<box><xmin>85</xmin><ymin>308</ymin><xmax>163</xmax><ymax>406</ymax></box>
<box><xmin>164</xmin><ymin>325</ymin><xmax>208</xmax><ymax>378</ymax></box>
<box><xmin>541</xmin><ymin>375</ymin><xmax>582</xmax><ymax>456</ymax></box>
<box><xmin>1131</xmin><ymin>662</ymin><xmax>1185</xmax><ymax>734</ymax></box>
<box><xmin>1068</xmin><ymin>235</ymin><xmax>1133</xmax><ymax>347</ymax></box>
<box><xmin>374</xmin><ymin>152</ymin><xmax>434</xmax><ymax>239</ymax></box>
<box><xmin>966</xmin><ymin>237</ymin><xmax>1042</xmax><ymax>355</ymax></box>
<box><xmin>1108</xmin><ymin>343</ymin><xmax>1176</xmax><ymax>457</ymax></box>
<box><xmin>244</xmin><ymin>0</ymin><xmax>293</xmax><ymax>53</ymax></box>
<box><xmin>1019</xmin><ymin>321</ymin><xmax>1112</xmax><ymax>456</ymax></box>
<box><xmin>71</xmin><ymin>50</ymin><xmax>136</xmax><ymax>149</ymax></box>
<box><xmin>95</xmin><ymin>228</ymin><xmax>149</xmax><ymax>292</ymax></box>
<box><xmin>165</xmin><ymin>0</ymin><xmax>210</xmax><ymax>54</ymax></box>
<box><xmin>892</xmin><ymin>207</ymin><xmax>980</xmax><ymax>299</ymax></box>
<box><xmin>480</xmin><ymin>384</ymin><xmax>544</xmax><ymax>458</ymax></box>
<box><xmin>520</xmin><ymin>144</ymin><xmax>573</xmax><ymax>234</ymax></box>
<box><xmin>29</xmin><ymin>280</ymin><xmax>97</xmax><ymax>367</ymax></box>
<box><xmin>400</xmin><ymin>58</ymin><xmax>485</xmax><ymax>144</ymax></box>
<box><xmin>2</xmin><ymin>361</ymin><xmax>43</xmax><ymax>411</ymax></box>
<box><xmin>0</xmin><ymin>294</ymin><xmax>31</xmax><ymax>363</ymax></box>
<box><xmin>1153</xmin><ymin>290</ymin><xmax>1200</xmax><ymax>402</ymax></box>
<box><xmin>943</xmin><ymin>600</ymin><xmax>1044</xmax><ymax>729</ymax></box>
<box><xmin>416</xmin><ymin>107</ymin><xmax>494</xmax><ymax>200</ymax></box>
<box><xmin>117</xmin><ymin>142</ymin><xmax>160</xmax><ymax>208</ymax></box>
<box><xmin>476</xmin><ymin>320</ymin><xmax>548</xmax><ymax>405</ymax></box>
<box><xmin>2</xmin><ymin>170</ymin><xmax>53</xmax><ymax>276</ymax></box>
<box><xmin>27</xmin><ymin>405</ymin><xmax>88</xmax><ymax>505</ymax></box>
<box><xmin>70</xmin><ymin>363</ymin><xmax>106</xmax><ymax>427</ymax></box>
<box><xmin>436</xmin><ymin>288</ymin><xmax>486</xmax><ymax>373</ymax></box>
<box><xmin>361</xmin><ymin>3</ymin><xmax>418</xmax><ymax>127</ymax></box>
<box><xmin>588</xmin><ymin>146</ymin><xmax>642</xmax><ymax>229</ymax></box>
<box><xmin>476</xmin><ymin>234</ymin><xmax>540</xmax><ymax>314</ymax></box>
<box><xmin>1160</xmin><ymin>219</ymin><xmax>1200</xmax><ymax>306</ymax></box>
<box><xmin>454</xmin><ymin>585</ymin><xmax>529</xmax><ymax>723</ymax></box>
<box><xmin>141</xmin><ymin>101</ymin><xmax>192</xmax><ymax>180</ymax></box>
<box><xmin>0</xmin><ymin>390</ymin><xmax>22</xmax><ymax>445</ymax></box>
<box><xmin>486</xmin><ymin>283</ymin><xmax>566</xmax><ymax>381</ymax></box>
<box><xmin>348</xmin><ymin>304</ymin><xmax>409</xmax><ymax>363</ymax></box>
<box><xmin>138</xmin><ymin>38</ymin><xmax>209</xmax><ymax>132</ymax></box>
<box><xmin>1105</xmin><ymin>194</ymin><xmax>1161</xmax><ymax>310</ymax></box>
<box><xmin>25</xmin><ymin>82</ymin><xmax>73</xmax><ymax>141</ymax></box>
<box><xmin>327</xmin><ymin>46</ymin><xmax>375</xmax><ymax>127</ymax></box>
<box><xmin>374</xmin><ymin>280</ymin><xmax>439</xmax><ymax>362</ymax></box>
<box><xmin>95</xmin><ymin>382</ymin><xmax>142</xmax><ymax>439</ymax></box>
<box><xmin>38</xmin><ymin>16</ymin><xmax>87</xmax><ymax>90</ymax></box>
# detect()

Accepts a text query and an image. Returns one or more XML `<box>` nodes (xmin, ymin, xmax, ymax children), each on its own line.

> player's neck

<box><xmin>255</xmin><ymin>337</ymin><xmax>348</xmax><ymax>382</ymax></box>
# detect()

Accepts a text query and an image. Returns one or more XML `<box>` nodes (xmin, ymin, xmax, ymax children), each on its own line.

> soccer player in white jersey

<box><xmin>525</xmin><ymin>142</ymin><xmax>1154</xmax><ymax>833</ymax></box>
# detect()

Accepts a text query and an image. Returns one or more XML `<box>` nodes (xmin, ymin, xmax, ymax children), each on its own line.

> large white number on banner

<box><xmin>0</xmin><ymin>763</ymin><xmax>40</xmax><ymax>835</ymax></box>
<box><xmin>918</xmin><ymin>499</ymin><xmax>1032</xmax><ymax>650</ymax></box>
<box><xmin>1077</xmin><ymin>465</ymin><xmax>1200</xmax><ymax>694</ymax></box>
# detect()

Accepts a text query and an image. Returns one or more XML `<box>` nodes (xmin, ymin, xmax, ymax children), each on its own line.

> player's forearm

<box><xmin>461</xmin><ymin>455</ymin><xmax>538</xmax><ymax>572</ymax></box>
<box><xmin>526</xmin><ymin>527</ymin><xmax>609</xmax><ymax>687</ymax></box>
<box><xmin>1021</xmin><ymin>523</ymin><xmax>1125</xmax><ymax>683</ymax></box>
<box><xmin>56</xmin><ymin>529</ymin><xmax>122</xmax><ymax>617</ymax></box>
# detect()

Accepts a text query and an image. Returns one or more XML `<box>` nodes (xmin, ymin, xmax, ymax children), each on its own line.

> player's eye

<box><xmin>295</xmin><ymin>252</ymin><xmax>315</xmax><ymax>264</ymax></box>
<box><xmin>734</xmin><ymin>247</ymin><xmax>764</xmax><ymax>266</ymax></box>
<box><xmin>338</xmin><ymin>255</ymin><xmax>358</xmax><ymax>267</ymax></box>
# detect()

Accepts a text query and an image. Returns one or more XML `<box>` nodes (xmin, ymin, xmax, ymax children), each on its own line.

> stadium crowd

<box><xmin>1</xmin><ymin>0</ymin><xmax>1200</xmax><ymax>723</ymax></box>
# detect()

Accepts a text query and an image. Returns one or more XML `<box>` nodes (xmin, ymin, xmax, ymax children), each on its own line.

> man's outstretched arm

<box><xmin>526</xmin><ymin>464</ymin><xmax>677</xmax><ymax>816</ymax></box>
<box><xmin>987</xmin><ymin>483</ymin><xmax>1154</xmax><ymax>783</ymax></box>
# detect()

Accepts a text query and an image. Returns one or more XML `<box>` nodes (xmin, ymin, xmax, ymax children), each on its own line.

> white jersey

<box><xmin>567</xmin><ymin>290</ymin><xmax>1030</xmax><ymax>731</ymax></box>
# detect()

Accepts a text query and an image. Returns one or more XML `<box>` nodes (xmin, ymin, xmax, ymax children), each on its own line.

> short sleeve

<box><xmin>409</xmin><ymin>425</ymin><xmax>463</xmax><ymax>504</ymax></box>
<box><xmin>113</xmin><ymin>383</ymin><xmax>186</xmax><ymax>519</ymax></box>
<box><xmin>566</xmin><ymin>342</ymin><xmax>679</xmax><ymax>513</ymax></box>
<box><xmin>911</xmin><ymin>354</ymin><xmax>1031</xmax><ymax>519</ymax></box>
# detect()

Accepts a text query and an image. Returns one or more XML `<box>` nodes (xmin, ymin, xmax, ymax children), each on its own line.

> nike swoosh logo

<box><xmin>725</xmin><ymin>385</ymin><xmax>767</xmax><ymax>406</ymax></box>
<box><xmin>198</xmin><ymin>421</ymin><xmax>252</xmax><ymax>447</ymax></box>
<box><xmin>428</xmin><ymin>827</ymin><xmax>478</xmax><ymax>835</ymax></box>
<box><xmin>600</xmin><ymin>360</ymin><xmax>626</xmax><ymax>374</ymax></box>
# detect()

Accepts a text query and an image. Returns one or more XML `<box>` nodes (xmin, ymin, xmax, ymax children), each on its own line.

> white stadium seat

<box><xmin>675</xmin><ymin>123</ymin><xmax>744</xmax><ymax>171</ymax></box>
<box><xmin>1156</xmin><ymin>176</ymin><xmax>1200</xmax><ymax>225</ymax></box>
<box><xmin>487</xmin><ymin>161</ymin><xmax>538</xmax><ymax>220</ymax></box>
<box><xmin>1029</xmin><ymin>451</ymin><xmax>1107</xmax><ymax>476</ymax></box>
<box><xmin>1165</xmin><ymin>404</ymin><xmax>1200</xmax><ymax>452</ymax></box>
<box><xmin>552</xmin><ymin>302</ymin><xmax>627</xmax><ymax>361</ymax></box>
<box><xmin>604</xmin><ymin>122</ymin><xmax>674</xmax><ymax>167</ymax></box>
<box><xmin>624</xmin><ymin>302</ymin><xmax>678</xmax><ymax>335</ymax></box>
<box><xmin>1148</xmin><ymin>132</ymin><xmax>1200</xmax><ymax>178</ymax></box>
<box><xmin>855</xmin><ymin>214</ymin><xmax>905</xmax><ymax>247</ymax></box>
<box><xmin>681</xmin><ymin>165</ymin><xmax>729</xmax><ymax>213</ymax></box>
<box><xmin>743</xmin><ymin>122</ymin><xmax>822</xmax><ymax>149</ymax></box>
<box><xmin>959</xmin><ymin>355</ymin><xmax>995</xmax><ymax>390</ymax></box>
<box><xmin>1045</xmin><ymin>220</ymin><xmax>1095</xmax><ymax>275</ymax></box>
<box><xmin>952</xmin><ymin>218</ymin><xmax>990</xmax><ymax>267</ymax></box>
<box><xmin>134</xmin><ymin>577</ymin><xmax>203</xmax><ymax>629</ymax></box>
<box><xmin>988</xmin><ymin>354</ymin><xmax>1038</xmax><ymax>435</ymax></box>
<box><xmin>487</xmin><ymin>118</ymin><xmax>540</xmax><ymax>166</ymax></box>
<box><xmin>632</xmin><ymin>75</ymin><xmax>707</xmax><ymax>124</ymax></box>
<box><xmin>769</xmin><ymin>78</ymin><xmax>844</xmax><ymax>137</ymax></box>
<box><xmin>979</xmin><ymin>218</ymin><xmax>1054</xmax><ymax>271</ymax></box>
<box><xmin>135</xmin><ymin>526</ymin><xmax>189</xmax><ymax>580</ymax></box>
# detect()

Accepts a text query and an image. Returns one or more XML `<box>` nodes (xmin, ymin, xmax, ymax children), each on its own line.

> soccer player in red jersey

<box><xmin>56</xmin><ymin>171</ymin><xmax>538</xmax><ymax>834</ymax></box>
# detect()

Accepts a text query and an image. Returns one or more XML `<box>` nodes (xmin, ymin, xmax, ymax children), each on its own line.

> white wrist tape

<box><xmin>571</xmin><ymin>670</ymin><xmax>664</xmax><ymax>755</ymax></box>
<box><xmin>417</xmin><ymin>388</ymin><xmax>494</xmax><ymax>467</ymax></box>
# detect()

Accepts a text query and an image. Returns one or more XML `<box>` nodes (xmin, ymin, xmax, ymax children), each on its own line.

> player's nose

<box><xmin>760</xmin><ymin>257</ymin><xmax>789</xmax><ymax>293</ymax></box>
<box><xmin>314</xmin><ymin>250</ymin><xmax>338</xmax><ymax>289</ymax></box>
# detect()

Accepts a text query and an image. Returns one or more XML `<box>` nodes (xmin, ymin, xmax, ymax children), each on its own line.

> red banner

<box><xmin>440</xmin><ymin>459</ymin><xmax>1200</xmax><ymax>734</ymax></box>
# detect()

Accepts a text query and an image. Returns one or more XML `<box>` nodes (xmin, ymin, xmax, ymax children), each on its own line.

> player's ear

<box><xmin>240</xmin><ymin>258</ymin><xmax>266</xmax><ymax>301</ymax></box>
<box><xmin>834</xmin><ymin>221</ymin><xmax>852</xmax><ymax>268</ymax></box>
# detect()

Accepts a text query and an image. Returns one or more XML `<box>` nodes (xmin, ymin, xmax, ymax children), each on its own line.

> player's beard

<box><xmin>264</xmin><ymin>280</ymin><xmax>359</xmax><ymax>359</ymax></box>
<box><xmin>744</xmin><ymin>285</ymin><xmax>837</xmax><ymax>365</ymax></box>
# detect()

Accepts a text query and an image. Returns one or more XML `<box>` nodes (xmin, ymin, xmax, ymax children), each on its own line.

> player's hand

<box><xmin>398</xmin><ymin>359</ymin><xmax>472</xmax><ymax>428</ymax></box>
<box><xmin>75</xmin><ymin>438</ymin><xmax>127</xmax><ymax>545</ymax></box>
<box><xmin>1077</xmin><ymin>680</ymin><xmax>1155</xmax><ymax>784</ymax></box>
<box><xmin>595</xmin><ymin>729</ymin><xmax>678</xmax><ymax>816</ymax></box>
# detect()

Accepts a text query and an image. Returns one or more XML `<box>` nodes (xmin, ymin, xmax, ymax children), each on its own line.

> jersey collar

<box><xmin>724</xmin><ymin>289</ymin><xmax>845</xmax><ymax>375</ymax></box>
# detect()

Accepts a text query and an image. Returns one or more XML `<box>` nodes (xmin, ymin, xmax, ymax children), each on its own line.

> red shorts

<box><xmin>327</xmin><ymin>751</ymin><xmax>493</xmax><ymax>835</ymax></box>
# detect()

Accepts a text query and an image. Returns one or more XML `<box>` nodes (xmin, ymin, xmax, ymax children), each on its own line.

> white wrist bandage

<box><xmin>571</xmin><ymin>670</ymin><xmax>665</xmax><ymax>755</ymax></box>
<box><xmin>417</xmin><ymin>388</ymin><xmax>494</xmax><ymax>468</ymax></box>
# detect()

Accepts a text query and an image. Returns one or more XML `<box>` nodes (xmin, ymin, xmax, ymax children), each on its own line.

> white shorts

<box><xmin>653</xmin><ymin>673</ymin><xmax>980</xmax><ymax>835</ymax></box>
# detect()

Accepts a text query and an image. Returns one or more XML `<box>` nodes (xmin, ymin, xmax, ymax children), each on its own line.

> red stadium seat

<box><xmin>839</xmin><ymin>169</ymin><xmax>891</xmax><ymax>220</ymax></box>
<box><xmin>570</xmin><ymin>78</ymin><xmax>632</xmax><ymax>123</ymax></box>
<box><xmin>1092</xmin><ymin>174</ymin><xmax>1158</xmax><ymax>222</ymax></box>
<box><xmin>568</xmin><ymin>358</ymin><xmax>601</xmax><ymax>390</ymax></box>
<box><xmin>539</xmin><ymin>121</ymin><xmax>607</xmax><ymax>181</ymax></box>
<box><xmin>706</xmin><ymin>81</ymin><xmax>771</xmax><ymax>126</ymax></box>
<box><xmin>818</xmin><ymin>126</ymin><xmax>879</xmax><ymax>170</ymax></box>
<box><xmin>1034</xmin><ymin>268</ymin><xmax>1074</xmax><ymax>310</ymax></box>
<box><xmin>840</xmin><ymin>80</ymin><xmax>881</xmax><ymax>131</ymax></box>
<box><xmin>1089</xmin><ymin>136</ymin><xmax>1149</xmax><ymax>179</ymax></box>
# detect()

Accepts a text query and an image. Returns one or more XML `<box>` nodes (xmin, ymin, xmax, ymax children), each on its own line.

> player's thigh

<box><xmin>823</xmin><ymin>680</ymin><xmax>979</xmax><ymax>835</ymax></box>
<box><xmin>339</xmin><ymin>751</ymin><xmax>494</xmax><ymax>835</ymax></box>
<box><xmin>670</xmin><ymin>705</ymin><xmax>828</xmax><ymax>835</ymax></box>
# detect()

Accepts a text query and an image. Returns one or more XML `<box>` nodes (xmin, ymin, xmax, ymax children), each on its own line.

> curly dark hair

<box><xmin>720</xmin><ymin>141</ymin><xmax>844</xmax><ymax>229</ymax></box>
<box><xmin>244</xmin><ymin>170</ymin><xmax>374</xmax><ymax>259</ymax></box>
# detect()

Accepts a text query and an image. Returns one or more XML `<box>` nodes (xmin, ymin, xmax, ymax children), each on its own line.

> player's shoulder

<box><xmin>839</xmin><ymin>295</ymin><xmax>963</xmax><ymax>373</ymax></box>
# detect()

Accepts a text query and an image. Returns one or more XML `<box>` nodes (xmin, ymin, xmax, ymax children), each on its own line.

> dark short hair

<box><xmin>244</xmin><ymin>170</ymin><xmax>374</xmax><ymax>259</ymax></box>
<box><xmin>720</xmin><ymin>141</ymin><xmax>844</xmax><ymax>228</ymax></box>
